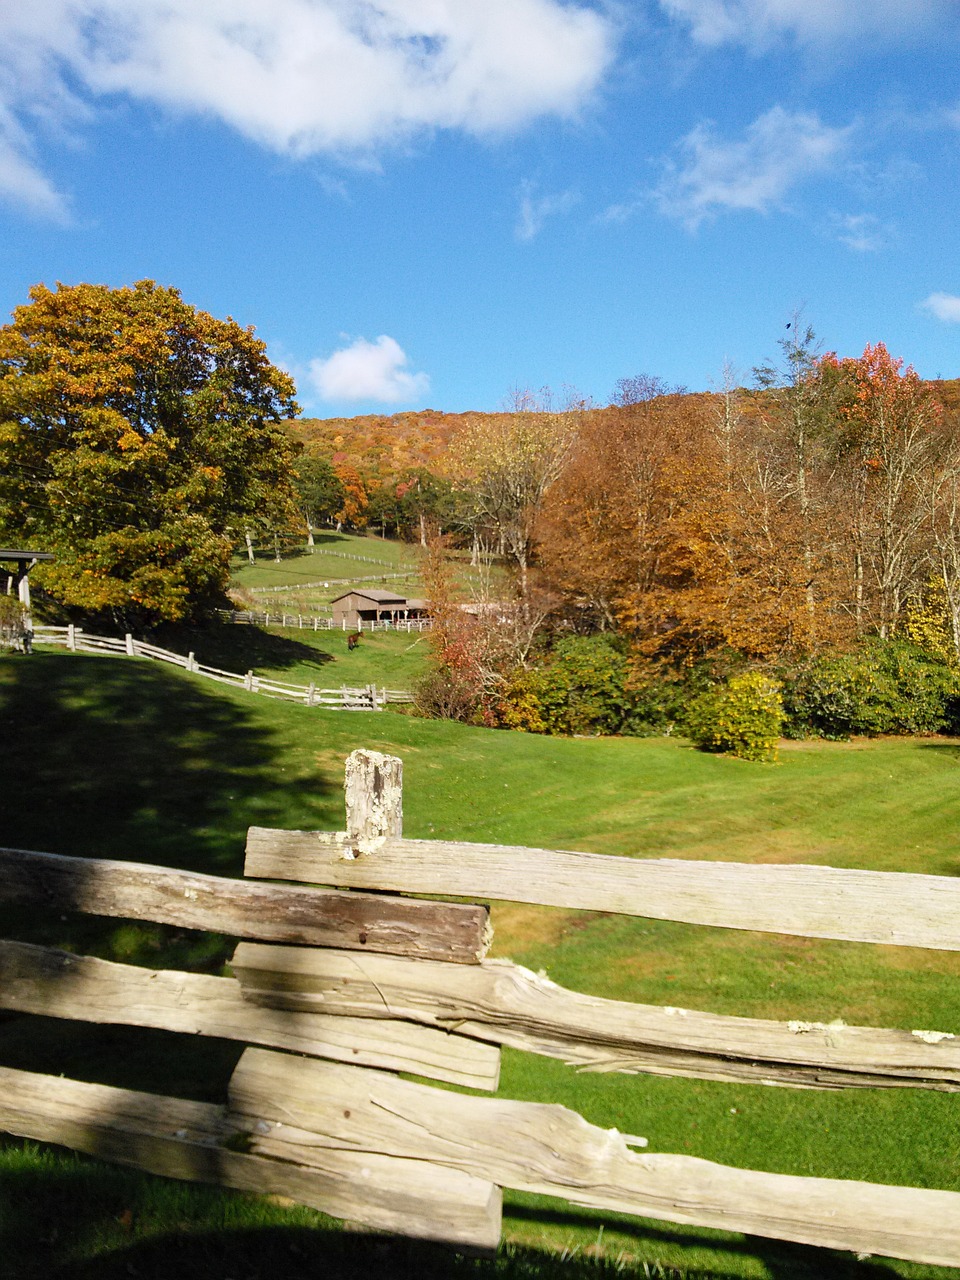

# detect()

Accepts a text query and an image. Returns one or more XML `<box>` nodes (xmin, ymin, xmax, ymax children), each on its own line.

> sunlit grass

<box><xmin>3</xmin><ymin>647</ymin><xmax>960</xmax><ymax>1277</ymax></box>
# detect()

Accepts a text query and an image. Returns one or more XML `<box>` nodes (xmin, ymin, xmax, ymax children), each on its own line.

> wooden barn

<box><xmin>331</xmin><ymin>589</ymin><xmax>427</xmax><ymax>628</ymax></box>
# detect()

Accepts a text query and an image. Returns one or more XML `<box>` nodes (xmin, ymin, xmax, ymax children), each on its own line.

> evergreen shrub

<box><xmin>783</xmin><ymin>640</ymin><xmax>960</xmax><ymax>739</ymax></box>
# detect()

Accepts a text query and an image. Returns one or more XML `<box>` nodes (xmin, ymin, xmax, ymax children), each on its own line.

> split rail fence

<box><xmin>3</xmin><ymin>749</ymin><xmax>960</xmax><ymax>1263</ymax></box>
<box><xmin>31</xmin><ymin>625</ymin><xmax>414</xmax><ymax>709</ymax></box>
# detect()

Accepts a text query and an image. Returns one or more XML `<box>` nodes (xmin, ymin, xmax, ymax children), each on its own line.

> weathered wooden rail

<box><xmin>2</xmin><ymin>750</ymin><xmax>960</xmax><ymax>1264</ymax></box>
<box><xmin>31</xmin><ymin>625</ymin><xmax>414</xmax><ymax>707</ymax></box>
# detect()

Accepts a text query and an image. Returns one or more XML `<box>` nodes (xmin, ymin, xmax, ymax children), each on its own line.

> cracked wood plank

<box><xmin>0</xmin><ymin>1065</ymin><xmax>500</xmax><ymax>1249</ymax></box>
<box><xmin>230</xmin><ymin>944</ymin><xmax>960</xmax><ymax>1091</ymax></box>
<box><xmin>0</xmin><ymin>845</ymin><xmax>489</xmax><ymax>963</ymax></box>
<box><xmin>0</xmin><ymin>940</ymin><xmax>499</xmax><ymax>1091</ymax></box>
<box><xmin>229</xmin><ymin>1048</ymin><xmax>960</xmax><ymax>1267</ymax></box>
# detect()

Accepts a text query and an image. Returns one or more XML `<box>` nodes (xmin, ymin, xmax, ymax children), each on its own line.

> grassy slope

<box><xmin>152</xmin><ymin>616</ymin><xmax>433</xmax><ymax>691</ymax></box>
<box><xmin>2</xmin><ymin>649</ymin><xmax>960</xmax><ymax>1279</ymax></box>
<box><xmin>230</xmin><ymin>531</ymin><xmax>421</xmax><ymax>591</ymax></box>
<box><xmin>228</xmin><ymin>534</ymin><xmax>506</xmax><ymax>607</ymax></box>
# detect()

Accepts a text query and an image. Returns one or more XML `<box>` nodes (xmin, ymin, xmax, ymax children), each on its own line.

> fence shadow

<box><xmin>506</xmin><ymin>1203</ymin><xmax>907</xmax><ymax>1280</ymax></box>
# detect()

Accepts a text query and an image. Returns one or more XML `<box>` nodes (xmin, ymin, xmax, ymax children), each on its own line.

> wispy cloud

<box><xmin>657</xmin><ymin>0</ymin><xmax>952</xmax><ymax>50</ymax></box>
<box><xmin>654</xmin><ymin>106</ymin><xmax>854</xmax><ymax>230</ymax></box>
<box><xmin>515</xmin><ymin>181</ymin><xmax>579</xmax><ymax>242</ymax></box>
<box><xmin>0</xmin><ymin>0</ymin><xmax>614</xmax><ymax>218</ymax></box>
<box><xmin>0</xmin><ymin>106</ymin><xmax>70</xmax><ymax>222</ymax></box>
<box><xmin>309</xmin><ymin>335</ymin><xmax>430</xmax><ymax>403</ymax></box>
<box><xmin>920</xmin><ymin>293</ymin><xmax>960</xmax><ymax>324</ymax></box>
<box><xmin>829</xmin><ymin>211</ymin><xmax>892</xmax><ymax>253</ymax></box>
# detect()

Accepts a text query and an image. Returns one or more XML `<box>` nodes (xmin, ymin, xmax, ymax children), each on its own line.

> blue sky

<box><xmin>2</xmin><ymin>1</ymin><xmax>960</xmax><ymax>416</ymax></box>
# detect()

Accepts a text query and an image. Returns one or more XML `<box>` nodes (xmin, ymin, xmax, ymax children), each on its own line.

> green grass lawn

<box><xmin>151</xmin><ymin>615</ymin><xmax>432</xmax><ymax>691</ymax></box>
<box><xmin>228</xmin><ymin>532</ymin><xmax>506</xmax><ymax>607</ymax></box>
<box><xmin>2</xmin><ymin>647</ymin><xmax>960</xmax><ymax>1279</ymax></box>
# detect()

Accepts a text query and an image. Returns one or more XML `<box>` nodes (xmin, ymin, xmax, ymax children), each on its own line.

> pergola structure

<box><xmin>0</xmin><ymin>549</ymin><xmax>54</xmax><ymax>637</ymax></box>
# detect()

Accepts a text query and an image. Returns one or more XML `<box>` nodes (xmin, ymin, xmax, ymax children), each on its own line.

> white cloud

<box><xmin>0</xmin><ymin>0</ymin><xmax>614</xmax><ymax>217</ymax></box>
<box><xmin>0</xmin><ymin>106</ymin><xmax>70</xmax><ymax>221</ymax></box>
<box><xmin>829</xmin><ymin>211</ymin><xmax>891</xmax><ymax>253</ymax></box>
<box><xmin>309</xmin><ymin>335</ymin><xmax>430</xmax><ymax>403</ymax></box>
<box><xmin>654</xmin><ymin>106</ymin><xmax>853</xmax><ymax>230</ymax></box>
<box><xmin>516</xmin><ymin>181</ymin><xmax>579</xmax><ymax>241</ymax></box>
<box><xmin>658</xmin><ymin>0</ymin><xmax>951</xmax><ymax>49</ymax></box>
<box><xmin>921</xmin><ymin>293</ymin><xmax>960</xmax><ymax>324</ymax></box>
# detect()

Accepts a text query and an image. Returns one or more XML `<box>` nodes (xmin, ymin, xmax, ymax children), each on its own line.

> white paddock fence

<box><xmin>31</xmin><ymin>626</ymin><xmax>414</xmax><ymax>711</ymax></box>
<box><xmin>218</xmin><ymin>610</ymin><xmax>432</xmax><ymax>634</ymax></box>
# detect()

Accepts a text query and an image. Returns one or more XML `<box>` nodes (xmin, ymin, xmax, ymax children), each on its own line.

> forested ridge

<box><xmin>288</xmin><ymin>362</ymin><xmax>960</xmax><ymax>664</ymax></box>
<box><xmin>287</xmin><ymin>345</ymin><xmax>960</xmax><ymax>753</ymax></box>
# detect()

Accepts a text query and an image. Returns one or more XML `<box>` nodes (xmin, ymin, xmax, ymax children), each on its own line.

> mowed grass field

<box><xmin>153</xmin><ymin>614</ymin><xmax>433</xmax><ymax>692</ymax></box>
<box><xmin>228</xmin><ymin>531</ymin><xmax>506</xmax><ymax>609</ymax></box>
<box><xmin>2</xmin><ymin>646</ymin><xmax>960</xmax><ymax>1279</ymax></box>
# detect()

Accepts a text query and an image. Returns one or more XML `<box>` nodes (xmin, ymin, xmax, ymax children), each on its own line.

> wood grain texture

<box><xmin>0</xmin><ymin>1065</ymin><xmax>501</xmax><ymax>1249</ymax></box>
<box><xmin>0</xmin><ymin>845</ymin><xmax>489</xmax><ymax>963</ymax></box>
<box><xmin>229</xmin><ymin>1048</ymin><xmax>960</xmax><ymax>1267</ymax></box>
<box><xmin>345</xmin><ymin>749</ymin><xmax>403</xmax><ymax>844</ymax></box>
<box><xmin>0</xmin><ymin>941</ymin><xmax>499</xmax><ymax>1091</ymax></box>
<box><xmin>231</xmin><ymin>943</ymin><xmax>960</xmax><ymax>1091</ymax></box>
<box><xmin>246</xmin><ymin>827</ymin><xmax>960</xmax><ymax>950</ymax></box>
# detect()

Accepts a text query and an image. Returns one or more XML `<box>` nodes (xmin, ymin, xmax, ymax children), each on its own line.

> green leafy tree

<box><xmin>0</xmin><ymin>280</ymin><xmax>300</xmax><ymax>624</ymax></box>
<box><xmin>396</xmin><ymin>468</ymin><xmax>458</xmax><ymax>545</ymax></box>
<box><xmin>294</xmin><ymin>453</ymin><xmax>346</xmax><ymax>548</ymax></box>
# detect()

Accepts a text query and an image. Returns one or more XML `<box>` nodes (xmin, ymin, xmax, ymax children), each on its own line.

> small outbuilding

<box><xmin>331</xmin><ymin>588</ymin><xmax>428</xmax><ymax>629</ymax></box>
<box><xmin>0</xmin><ymin>548</ymin><xmax>54</xmax><ymax>650</ymax></box>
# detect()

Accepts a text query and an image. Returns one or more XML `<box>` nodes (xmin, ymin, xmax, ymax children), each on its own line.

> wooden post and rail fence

<box><xmin>30</xmin><ymin>625</ymin><xmax>414</xmax><ymax>709</ymax></box>
<box><xmin>3</xmin><ymin>750</ymin><xmax>960</xmax><ymax>1262</ymax></box>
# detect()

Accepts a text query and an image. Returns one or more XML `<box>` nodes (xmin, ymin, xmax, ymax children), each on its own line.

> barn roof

<box><xmin>0</xmin><ymin>549</ymin><xmax>54</xmax><ymax>563</ymax></box>
<box><xmin>330</xmin><ymin>588</ymin><xmax>409</xmax><ymax>605</ymax></box>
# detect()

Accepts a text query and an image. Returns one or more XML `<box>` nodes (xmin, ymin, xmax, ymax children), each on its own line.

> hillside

<box><xmin>287</xmin><ymin>378</ymin><xmax>960</xmax><ymax>480</ymax></box>
<box><xmin>289</xmin><ymin>409</ymin><xmax>481</xmax><ymax>479</ymax></box>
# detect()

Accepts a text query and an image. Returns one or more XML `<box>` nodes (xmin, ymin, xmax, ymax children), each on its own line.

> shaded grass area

<box><xmin>1</xmin><ymin>1140</ymin><xmax>716</xmax><ymax>1280</ymax></box>
<box><xmin>3</xmin><ymin>649</ymin><xmax>960</xmax><ymax>1276</ymax></box>
<box><xmin>151</xmin><ymin>616</ymin><xmax>432</xmax><ymax>690</ymax></box>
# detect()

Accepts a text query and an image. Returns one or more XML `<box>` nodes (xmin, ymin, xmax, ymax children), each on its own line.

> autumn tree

<box><xmin>823</xmin><ymin>343</ymin><xmax>945</xmax><ymax>637</ymax></box>
<box><xmin>0</xmin><ymin>280</ymin><xmax>300</xmax><ymax>624</ymax></box>
<box><xmin>753</xmin><ymin>315</ymin><xmax>834</xmax><ymax>638</ymax></box>
<box><xmin>452</xmin><ymin>399</ymin><xmax>575</xmax><ymax>599</ymax></box>
<box><xmin>610</xmin><ymin>373</ymin><xmax>687</xmax><ymax>406</ymax></box>
<box><xmin>540</xmin><ymin>386</ymin><xmax>829</xmax><ymax>664</ymax></box>
<box><xmin>332</xmin><ymin>463</ymin><xmax>368</xmax><ymax>529</ymax></box>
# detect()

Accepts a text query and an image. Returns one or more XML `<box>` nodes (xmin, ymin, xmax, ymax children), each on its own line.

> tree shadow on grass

<box><xmin>0</xmin><ymin>650</ymin><xmax>335</xmax><ymax>965</ymax></box>
<box><xmin>0</xmin><ymin>1149</ymin><xmax>773</xmax><ymax>1280</ymax></box>
<box><xmin>150</xmin><ymin>618</ymin><xmax>336</xmax><ymax>676</ymax></box>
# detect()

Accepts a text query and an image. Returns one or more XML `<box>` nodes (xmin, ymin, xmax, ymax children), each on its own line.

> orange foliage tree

<box><xmin>0</xmin><ymin>280</ymin><xmax>299</xmax><ymax>624</ymax></box>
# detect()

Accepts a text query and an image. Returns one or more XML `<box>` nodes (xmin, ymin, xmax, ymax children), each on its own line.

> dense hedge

<box><xmin>781</xmin><ymin>640</ymin><xmax>960</xmax><ymax>738</ymax></box>
<box><xmin>437</xmin><ymin>630</ymin><xmax>960</xmax><ymax>756</ymax></box>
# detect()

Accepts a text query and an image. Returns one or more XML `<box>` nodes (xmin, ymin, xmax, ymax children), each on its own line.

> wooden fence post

<box><xmin>67</xmin><ymin>624</ymin><xmax>76</xmax><ymax>651</ymax></box>
<box><xmin>125</xmin><ymin>633</ymin><xmax>135</xmax><ymax>656</ymax></box>
<box><xmin>187</xmin><ymin>651</ymin><xmax>196</xmax><ymax>672</ymax></box>
<box><xmin>307</xmin><ymin>682</ymin><xmax>316</xmax><ymax>707</ymax></box>
<box><xmin>344</xmin><ymin>749</ymin><xmax>402</xmax><ymax>851</ymax></box>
